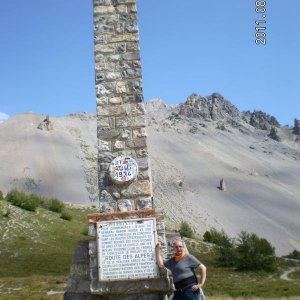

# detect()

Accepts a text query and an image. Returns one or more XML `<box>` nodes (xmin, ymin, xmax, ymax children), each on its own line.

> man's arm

<box><xmin>192</xmin><ymin>263</ymin><xmax>207</xmax><ymax>291</ymax></box>
<box><xmin>155</xmin><ymin>242</ymin><xmax>165</xmax><ymax>269</ymax></box>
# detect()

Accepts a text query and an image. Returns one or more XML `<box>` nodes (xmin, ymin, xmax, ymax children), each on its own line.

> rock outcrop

<box><xmin>172</xmin><ymin>93</ymin><xmax>241</xmax><ymax>124</ymax></box>
<box><xmin>37</xmin><ymin>115</ymin><xmax>53</xmax><ymax>131</ymax></box>
<box><xmin>243</xmin><ymin>110</ymin><xmax>280</xmax><ymax>131</ymax></box>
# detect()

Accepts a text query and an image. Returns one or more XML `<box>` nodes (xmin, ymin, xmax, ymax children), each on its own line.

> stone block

<box><xmin>136</xmin><ymin>157</ymin><xmax>149</xmax><ymax>170</ymax></box>
<box><xmin>136</xmin><ymin>148</ymin><xmax>148</xmax><ymax>157</ymax></box>
<box><xmin>89</xmin><ymin>240</ymin><xmax>97</xmax><ymax>256</ymax></box>
<box><xmin>94</xmin><ymin>0</ymin><xmax>112</xmax><ymax>5</ymax></box>
<box><xmin>136</xmin><ymin>197</ymin><xmax>152</xmax><ymax>210</ymax></box>
<box><xmin>96</xmin><ymin>83</ymin><xmax>113</xmax><ymax>96</ymax></box>
<box><xmin>95</xmin><ymin>43</ymin><xmax>115</xmax><ymax>54</ymax></box>
<box><xmin>128</xmin><ymin>79</ymin><xmax>143</xmax><ymax>92</ymax></box>
<box><xmin>88</xmin><ymin>224</ymin><xmax>97</xmax><ymax>237</ymax></box>
<box><xmin>120</xmin><ymin>129</ymin><xmax>131</xmax><ymax>139</ymax></box>
<box><xmin>97</xmin><ymin>117</ymin><xmax>110</xmax><ymax>128</ymax></box>
<box><xmin>98</xmin><ymin>139</ymin><xmax>110</xmax><ymax>151</ymax></box>
<box><xmin>98</xmin><ymin>128</ymin><xmax>121</xmax><ymax>140</ymax></box>
<box><xmin>117</xmin><ymin>199</ymin><xmax>134</xmax><ymax>211</ymax></box>
<box><xmin>121</xmin><ymin>68</ymin><xmax>141</xmax><ymax>79</ymax></box>
<box><xmin>90</xmin><ymin>256</ymin><xmax>98</xmax><ymax>269</ymax></box>
<box><xmin>99</xmin><ymin>162</ymin><xmax>110</xmax><ymax>171</ymax></box>
<box><xmin>95</xmin><ymin>73</ymin><xmax>105</xmax><ymax>83</ymax></box>
<box><xmin>123</xmin><ymin>51</ymin><xmax>140</xmax><ymax>61</ymax></box>
<box><xmin>137</xmin><ymin>169</ymin><xmax>149</xmax><ymax>180</ymax></box>
<box><xmin>95</xmin><ymin>62</ymin><xmax>115</xmax><ymax>72</ymax></box>
<box><xmin>94</xmin><ymin>13</ymin><xmax>118</xmax><ymax>25</ymax></box>
<box><xmin>115</xmin><ymin>22</ymin><xmax>125</xmax><ymax>34</ymax></box>
<box><xmin>125</xmin><ymin>22</ymin><xmax>138</xmax><ymax>33</ymax></box>
<box><xmin>115</xmin><ymin>116</ymin><xmax>131</xmax><ymax>128</ymax></box>
<box><xmin>99</xmin><ymin>171</ymin><xmax>112</xmax><ymax>186</ymax></box>
<box><xmin>94</xmin><ymin>5</ymin><xmax>115</xmax><ymax>14</ymax></box>
<box><xmin>121</xmin><ymin>180</ymin><xmax>151</xmax><ymax>197</ymax></box>
<box><xmin>94</xmin><ymin>24</ymin><xmax>114</xmax><ymax>33</ymax></box>
<box><xmin>109</xmin><ymin>32</ymin><xmax>139</xmax><ymax>43</ymax></box>
<box><xmin>109</xmin><ymin>96</ymin><xmax>122</xmax><ymax>104</ymax></box>
<box><xmin>113</xmin><ymin>140</ymin><xmax>125</xmax><ymax>150</ymax></box>
<box><xmin>99</xmin><ymin>152</ymin><xmax>114</xmax><ymax>163</ymax></box>
<box><xmin>96</xmin><ymin>96</ymin><xmax>108</xmax><ymax>105</ymax></box>
<box><xmin>132</xmin><ymin>128</ymin><xmax>147</xmax><ymax>138</ymax></box>
<box><xmin>70</xmin><ymin>264</ymin><xmax>90</xmax><ymax>278</ymax></box>
<box><xmin>94</xmin><ymin>34</ymin><xmax>107</xmax><ymax>44</ymax></box>
<box><xmin>123</xmin><ymin>93</ymin><xmax>144</xmax><ymax>103</ymax></box>
<box><xmin>126</xmin><ymin>42</ymin><xmax>139</xmax><ymax>52</ymax></box>
<box><xmin>115</xmin><ymin>81</ymin><xmax>128</xmax><ymax>93</ymax></box>
<box><xmin>106</xmin><ymin>72</ymin><xmax>122</xmax><ymax>80</ymax></box>
<box><xmin>116</xmin><ymin>5</ymin><xmax>127</xmax><ymax>13</ymax></box>
<box><xmin>107</xmin><ymin>54</ymin><xmax>121</xmax><ymax>62</ymax></box>
<box><xmin>132</xmin><ymin>103</ymin><xmax>145</xmax><ymax>115</ymax></box>
<box><xmin>99</xmin><ymin>190</ymin><xmax>117</xmax><ymax>212</ymax></box>
<box><xmin>128</xmin><ymin>3</ymin><xmax>137</xmax><ymax>13</ymax></box>
<box><xmin>116</xmin><ymin>42</ymin><xmax>126</xmax><ymax>53</ymax></box>
<box><xmin>95</xmin><ymin>53</ymin><xmax>105</xmax><ymax>64</ymax></box>
<box><xmin>126</xmin><ymin>138</ymin><xmax>147</xmax><ymax>149</ymax></box>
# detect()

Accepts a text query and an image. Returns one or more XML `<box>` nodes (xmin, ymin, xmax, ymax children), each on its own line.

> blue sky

<box><xmin>0</xmin><ymin>0</ymin><xmax>299</xmax><ymax>125</ymax></box>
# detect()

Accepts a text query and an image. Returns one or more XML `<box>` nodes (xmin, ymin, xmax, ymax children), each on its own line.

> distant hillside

<box><xmin>1</xmin><ymin>94</ymin><xmax>300</xmax><ymax>255</ymax></box>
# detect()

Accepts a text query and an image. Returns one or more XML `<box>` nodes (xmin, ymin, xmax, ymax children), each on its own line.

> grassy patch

<box><xmin>1</xmin><ymin>200</ymin><xmax>300</xmax><ymax>299</ymax></box>
<box><xmin>185</xmin><ymin>238</ymin><xmax>300</xmax><ymax>298</ymax></box>
<box><xmin>0</xmin><ymin>200</ymin><xmax>95</xmax><ymax>278</ymax></box>
<box><xmin>0</xmin><ymin>275</ymin><xmax>65</xmax><ymax>300</ymax></box>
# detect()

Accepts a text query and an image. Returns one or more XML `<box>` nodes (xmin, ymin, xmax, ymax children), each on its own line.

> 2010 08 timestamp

<box><xmin>255</xmin><ymin>1</ymin><xmax>267</xmax><ymax>45</ymax></box>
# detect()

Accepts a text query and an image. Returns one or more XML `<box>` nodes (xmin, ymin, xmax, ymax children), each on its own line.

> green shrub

<box><xmin>5</xmin><ymin>190</ymin><xmax>41</xmax><ymax>212</ymax></box>
<box><xmin>0</xmin><ymin>190</ymin><xmax>3</xmax><ymax>200</ymax></box>
<box><xmin>179</xmin><ymin>221</ymin><xmax>194</xmax><ymax>238</ymax></box>
<box><xmin>203</xmin><ymin>228</ymin><xmax>231</xmax><ymax>246</ymax></box>
<box><xmin>217</xmin><ymin>234</ymin><xmax>236</xmax><ymax>267</ymax></box>
<box><xmin>204</xmin><ymin>228</ymin><xmax>236</xmax><ymax>267</ymax></box>
<box><xmin>236</xmin><ymin>231</ymin><xmax>277</xmax><ymax>272</ymax></box>
<box><xmin>60</xmin><ymin>210</ymin><xmax>72</xmax><ymax>221</ymax></box>
<box><xmin>42</xmin><ymin>197</ymin><xmax>65</xmax><ymax>213</ymax></box>
<box><xmin>284</xmin><ymin>249</ymin><xmax>300</xmax><ymax>260</ymax></box>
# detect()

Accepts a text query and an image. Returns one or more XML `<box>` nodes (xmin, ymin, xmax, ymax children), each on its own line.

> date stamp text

<box><xmin>255</xmin><ymin>1</ymin><xmax>267</xmax><ymax>45</ymax></box>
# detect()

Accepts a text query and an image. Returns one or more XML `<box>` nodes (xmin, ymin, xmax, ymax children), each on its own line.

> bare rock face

<box><xmin>174</xmin><ymin>93</ymin><xmax>241</xmax><ymax>124</ymax></box>
<box><xmin>219</xmin><ymin>178</ymin><xmax>227</xmax><ymax>191</ymax></box>
<box><xmin>145</xmin><ymin>98</ymin><xmax>176</xmax><ymax>124</ymax></box>
<box><xmin>243</xmin><ymin>110</ymin><xmax>280</xmax><ymax>131</ymax></box>
<box><xmin>293</xmin><ymin>118</ymin><xmax>300</xmax><ymax>135</ymax></box>
<box><xmin>37</xmin><ymin>115</ymin><xmax>53</xmax><ymax>131</ymax></box>
<box><xmin>268</xmin><ymin>127</ymin><xmax>281</xmax><ymax>141</ymax></box>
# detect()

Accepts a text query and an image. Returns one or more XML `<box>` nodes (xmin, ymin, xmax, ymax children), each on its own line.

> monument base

<box><xmin>64</xmin><ymin>240</ymin><xmax>171</xmax><ymax>300</ymax></box>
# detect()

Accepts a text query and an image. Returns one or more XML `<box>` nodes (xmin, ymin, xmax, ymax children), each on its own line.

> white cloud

<box><xmin>0</xmin><ymin>112</ymin><xmax>10</xmax><ymax>123</ymax></box>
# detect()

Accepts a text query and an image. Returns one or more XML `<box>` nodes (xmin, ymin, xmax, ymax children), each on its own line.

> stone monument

<box><xmin>64</xmin><ymin>1</ymin><xmax>172</xmax><ymax>299</ymax></box>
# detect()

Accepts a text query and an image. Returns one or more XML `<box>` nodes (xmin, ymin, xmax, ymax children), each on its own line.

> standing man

<box><xmin>155</xmin><ymin>239</ymin><xmax>207</xmax><ymax>300</ymax></box>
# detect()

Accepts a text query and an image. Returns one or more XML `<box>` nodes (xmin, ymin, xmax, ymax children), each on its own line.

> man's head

<box><xmin>173</xmin><ymin>239</ymin><xmax>184</xmax><ymax>255</ymax></box>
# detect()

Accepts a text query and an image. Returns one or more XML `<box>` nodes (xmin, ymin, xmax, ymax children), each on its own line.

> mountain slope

<box><xmin>1</xmin><ymin>95</ymin><xmax>299</xmax><ymax>255</ymax></box>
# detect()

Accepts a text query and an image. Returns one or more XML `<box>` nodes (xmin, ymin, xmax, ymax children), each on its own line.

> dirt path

<box><xmin>280</xmin><ymin>267</ymin><xmax>300</xmax><ymax>281</ymax></box>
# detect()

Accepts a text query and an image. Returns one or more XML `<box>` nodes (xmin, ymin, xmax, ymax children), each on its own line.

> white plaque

<box><xmin>109</xmin><ymin>156</ymin><xmax>138</xmax><ymax>184</ymax></box>
<box><xmin>96</xmin><ymin>218</ymin><xmax>158</xmax><ymax>281</ymax></box>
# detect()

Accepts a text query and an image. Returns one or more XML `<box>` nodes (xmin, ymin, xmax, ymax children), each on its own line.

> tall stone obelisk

<box><xmin>94</xmin><ymin>0</ymin><xmax>152</xmax><ymax>213</ymax></box>
<box><xmin>91</xmin><ymin>0</ymin><xmax>171</xmax><ymax>298</ymax></box>
<box><xmin>64</xmin><ymin>2</ymin><xmax>171</xmax><ymax>299</ymax></box>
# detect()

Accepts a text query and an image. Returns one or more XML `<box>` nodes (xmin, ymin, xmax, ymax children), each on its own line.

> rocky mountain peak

<box><xmin>145</xmin><ymin>98</ymin><xmax>176</xmax><ymax>123</ymax></box>
<box><xmin>174</xmin><ymin>93</ymin><xmax>242</xmax><ymax>123</ymax></box>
